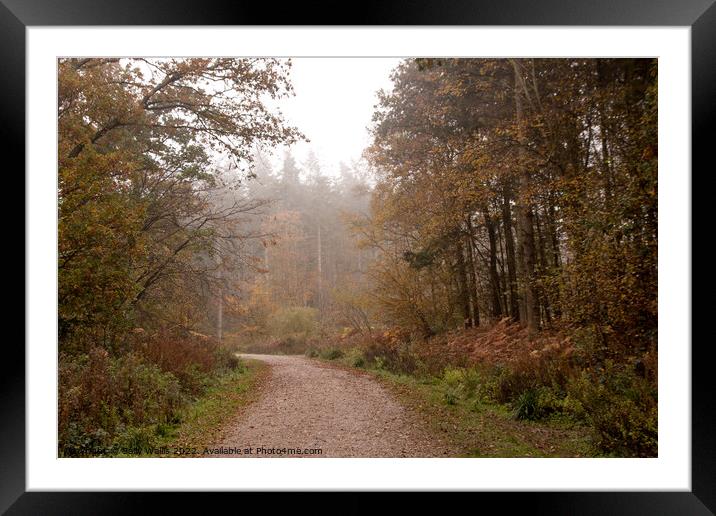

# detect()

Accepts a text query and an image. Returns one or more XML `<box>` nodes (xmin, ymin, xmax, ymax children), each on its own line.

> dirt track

<box><xmin>213</xmin><ymin>354</ymin><xmax>451</xmax><ymax>458</ymax></box>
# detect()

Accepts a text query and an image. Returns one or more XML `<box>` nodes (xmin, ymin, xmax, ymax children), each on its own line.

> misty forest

<box><xmin>58</xmin><ymin>57</ymin><xmax>657</xmax><ymax>458</ymax></box>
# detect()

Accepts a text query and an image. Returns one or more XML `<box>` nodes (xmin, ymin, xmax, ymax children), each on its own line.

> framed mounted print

<box><xmin>8</xmin><ymin>0</ymin><xmax>713</xmax><ymax>512</ymax></box>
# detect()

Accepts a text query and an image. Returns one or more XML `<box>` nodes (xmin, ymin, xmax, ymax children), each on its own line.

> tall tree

<box><xmin>58</xmin><ymin>57</ymin><xmax>302</xmax><ymax>351</ymax></box>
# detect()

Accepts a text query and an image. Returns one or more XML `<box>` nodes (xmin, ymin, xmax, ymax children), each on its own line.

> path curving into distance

<box><xmin>213</xmin><ymin>354</ymin><xmax>451</xmax><ymax>458</ymax></box>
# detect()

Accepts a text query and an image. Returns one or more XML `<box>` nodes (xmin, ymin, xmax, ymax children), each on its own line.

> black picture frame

<box><xmin>7</xmin><ymin>1</ymin><xmax>712</xmax><ymax>513</ymax></box>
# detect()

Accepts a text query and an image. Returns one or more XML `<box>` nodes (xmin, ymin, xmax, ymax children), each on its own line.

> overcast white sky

<box><xmin>266</xmin><ymin>57</ymin><xmax>403</xmax><ymax>177</ymax></box>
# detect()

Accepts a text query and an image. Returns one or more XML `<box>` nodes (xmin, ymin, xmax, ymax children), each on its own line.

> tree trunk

<box><xmin>534</xmin><ymin>208</ymin><xmax>551</xmax><ymax>325</ymax></box>
<box><xmin>317</xmin><ymin>223</ymin><xmax>322</xmax><ymax>311</ymax></box>
<box><xmin>496</xmin><ymin>208</ymin><xmax>510</xmax><ymax>317</ymax></box>
<box><xmin>464</xmin><ymin>218</ymin><xmax>481</xmax><ymax>327</ymax></box>
<box><xmin>483</xmin><ymin>206</ymin><xmax>503</xmax><ymax>320</ymax></box>
<box><xmin>216</xmin><ymin>263</ymin><xmax>223</xmax><ymax>343</ymax></box>
<box><xmin>511</xmin><ymin>59</ymin><xmax>540</xmax><ymax>332</ymax></box>
<box><xmin>455</xmin><ymin>239</ymin><xmax>473</xmax><ymax>328</ymax></box>
<box><xmin>501</xmin><ymin>184</ymin><xmax>520</xmax><ymax>322</ymax></box>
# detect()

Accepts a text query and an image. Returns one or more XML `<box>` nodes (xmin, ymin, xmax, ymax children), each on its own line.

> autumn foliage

<box><xmin>57</xmin><ymin>58</ymin><xmax>302</xmax><ymax>455</ymax></box>
<box><xmin>337</xmin><ymin>58</ymin><xmax>657</xmax><ymax>456</ymax></box>
<box><xmin>57</xmin><ymin>57</ymin><xmax>658</xmax><ymax>457</ymax></box>
<box><xmin>362</xmin><ymin>58</ymin><xmax>657</xmax><ymax>358</ymax></box>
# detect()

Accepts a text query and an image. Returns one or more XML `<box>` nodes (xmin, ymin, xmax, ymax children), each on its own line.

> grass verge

<box><xmin>315</xmin><ymin>355</ymin><xmax>593</xmax><ymax>457</ymax></box>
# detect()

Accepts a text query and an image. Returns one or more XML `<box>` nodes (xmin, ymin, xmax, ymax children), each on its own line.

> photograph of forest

<box><xmin>58</xmin><ymin>57</ymin><xmax>657</xmax><ymax>458</ymax></box>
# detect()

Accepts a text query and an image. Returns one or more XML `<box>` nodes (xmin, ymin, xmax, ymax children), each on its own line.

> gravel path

<box><xmin>213</xmin><ymin>354</ymin><xmax>451</xmax><ymax>458</ymax></box>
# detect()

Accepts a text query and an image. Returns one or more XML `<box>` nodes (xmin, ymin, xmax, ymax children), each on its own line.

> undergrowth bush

<box><xmin>266</xmin><ymin>306</ymin><xmax>319</xmax><ymax>339</ymax></box>
<box><xmin>567</xmin><ymin>360</ymin><xmax>657</xmax><ymax>457</ymax></box>
<box><xmin>243</xmin><ymin>334</ymin><xmax>317</xmax><ymax>355</ymax></box>
<box><xmin>59</xmin><ymin>348</ymin><xmax>183</xmax><ymax>456</ymax></box>
<box><xmin>137</xmin><ymin>330</ymin><xmax>239</xmax><ymax>394</ymax></box>
<box><xmin>276</xmin><ymin>334</ymin><xmax>308</xmax><ymax>354</ymax></box>
<box><xmin>59</xmin><ymin>330</ymin><xmax>242</xmax><ymax>457</ymax></box>
<box><xmin>512</xmin><ymin>388</ymin><xmax>541</xmax><ymax>420</ymax></box>
<box><xmin>362</xmin><ymin>331</ymin><xmax>419</xmax><ymax>374</ymax></box>
<box><xmin>438</xmin><ymin>366</ymin><xmax>501</xmax><ymax>407</ymax></box>
<box><xmin>320</xmin><ymin>347</ymin><xmax>344</xmax><ymax>360</ymax></box>
<box><xmin>442</xmin><ymin>367</ymin><xmax>463</xmax><ymax>405</ymax></box>
<box><xmin>346</xmin><ymin>348</ymin><xmax>366</xmax><ymax>368</ymax></box>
